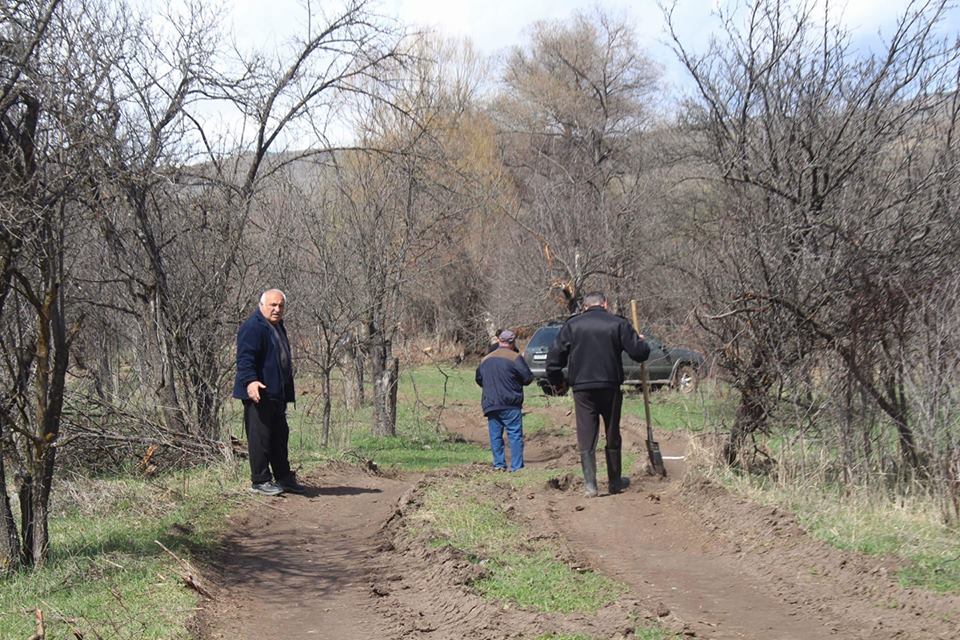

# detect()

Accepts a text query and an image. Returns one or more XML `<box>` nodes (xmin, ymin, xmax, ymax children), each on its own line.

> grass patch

<box><xmin>399</xmin><ymin>364</ymin><xmax>480</xmax><ymax>405</ymax></box>
<box><xmin>621</xmin><ymin>381</ymin><xmax>736</xmax><ymax>433</ymax></box>
<box><xmin>523</xmin><ymin>411</ymin><xmax>550</xmax><ymax>436</ymax></box>
<box><xmin>350</xmin><ymin>433</ymin><xmax>488</xmax><ymax>471</ymax></box>
<box><xmin>1</xmin><ymin>463</ymin><xmax>249</xmax><ymax>639</ymax></box>
<box><xmin>225</xmin><ymin>369</ymin><xmax>490</xmax><ymax>473</ymax></box>
<box><xmin>474</xmin><ymin>466</ymin><xmax>570</xmax><ymax>490</ymax></box>
<box><xmin>475</xmin><ymin>550</ymin><xmax>623</xmax><ymax>613</ymax></box>
<box><xmin>413</xmin><ymin>474</ymin><xmax>625</xmax><ymax>614</ymax></box>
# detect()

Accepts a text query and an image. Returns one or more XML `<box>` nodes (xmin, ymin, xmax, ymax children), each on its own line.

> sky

<box><xmin>222</xmin><ymin>0</ymin><xmax>960</xmax><ymax>95</ymax></box>
<box><xmin>167</xmin><ymin>0</ymin><xmax>958</xmax><ymax>148</ymax></box>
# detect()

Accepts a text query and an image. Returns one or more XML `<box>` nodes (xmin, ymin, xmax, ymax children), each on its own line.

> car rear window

<box><xmin>526</xmin><ymin>326</ymin><xmax>560</xmax><ymax>350</ymax></box>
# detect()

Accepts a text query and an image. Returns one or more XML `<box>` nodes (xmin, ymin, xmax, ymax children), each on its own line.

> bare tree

<box><xmin>329</xmin><ymin>35</ymin><xmax>492</xmax><ymax>435</ymax></box>
<box><xmin>0</xmin><ymin>0</ymin><xmax>405</xmax><ymax>569</ymax></box>
<box><xmin>0</xmin><ymin>0</ymin><xmax>112</xmax><ymax>568</ymax></box>
<box><xmin>666</xmin><ymin>0</ymin><xmax>960</xmax><ymax>476</ymax></box>
<box><xmin>491</xmin><ymin>9</ymin><xmax>662</xmax><ymax>317</ymax></box>
<box><xmin>83</xmin><ymin>0</ymin><xmax>402</xmax><ymax>445</ymax></box>
<box><xmin>266</xmin><ymin>168</ymin><xmax>362</xmax><ymax>447</ymax></box>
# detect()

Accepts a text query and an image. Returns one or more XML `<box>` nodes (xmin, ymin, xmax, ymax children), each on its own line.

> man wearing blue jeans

<box><xmin>475</xmin><ymin>330</ymin><xmax>534</xmax><ymax>471</ymax></box>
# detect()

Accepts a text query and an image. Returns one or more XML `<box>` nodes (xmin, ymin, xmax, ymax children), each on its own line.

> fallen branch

<box><xmin>154</xmin><ymin>540</ymin><xmax>214</xmax><ymax>599</ymax></box>
<box><xmin>27</xmin><ymin>608</ymin><xmax>44</xmax><ymax>640</ymax></box>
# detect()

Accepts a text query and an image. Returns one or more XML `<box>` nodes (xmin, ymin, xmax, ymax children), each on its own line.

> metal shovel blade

<box><xmin>641</xmin><ymin>363</ymin><xmax>667</xmax><ymax>478</ymax></box>
<box><xmin>631</xmin><ymin>299</ymin><xmax>667</xmax><ymax>478</ymax></box>
<box><xmin>646</xmin><ymin>435</ymin><xmax>667</xmax><ymax>478</ymax></box>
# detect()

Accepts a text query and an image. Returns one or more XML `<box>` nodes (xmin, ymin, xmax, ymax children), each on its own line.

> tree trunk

<box><xmin>885</xmin><ymin>375</ymin><xmax>922</xmax><ymax>476</ymax></box>
<box><xmin>842</xmin><ymin>370</ymin><xmax>855</xmax><ymax>486</ymax></box>
<box><xmin>29</xmin><ymin>450</ymin><xmax>55</xmax><ymax>567</ymax></box>
<box><xmin>0</xmin><ymin>441</ymin><xmax>21</xmax><ymax>574</ymax></box>
<box><xmin>321</xmin><ymin>366</ymin><xmax>332</xmax><ymax>448</ymax></box>
<box><xmin>726</xmin><ymin>377</ymin><xmax>768</xmax><ymax>467</ymax></box>
<box><xmin>15</xmin><ymin>473</ymin><xmax>33</xmax><ymax>567</ymax></box>
<box><xmin>350</xmin><ymin>332</ymin><xmax>366</xmax><ymax>408</ymax></box>
<box><xmin>372</xmin><ymin>346</ymin><xmax>398</xmax><ymax>437</ymax></box>
<box><xmin>144</xmin><ymin>296</ymin><xmax>187</xmax><ymax>434</ymax></box>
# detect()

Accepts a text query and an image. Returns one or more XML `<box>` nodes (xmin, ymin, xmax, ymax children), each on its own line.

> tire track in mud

<box><xmin>512</xmin><ymin>406</ymin><xmax>960</xmax><ymax>640</ymax></box>
<box><xmin>198</xmin><ymin>465</ymin><xmax>410</xmax><ymax>640</ymax></box>
<box><xmin>200</xmin><ymin>403</ymin><xmax>960</xmax><ymax>640</ymax></box>
<box><xmin>371</xmin><ymin>474</ymin><xmax>653</xmax><ymax>640</ymax></box>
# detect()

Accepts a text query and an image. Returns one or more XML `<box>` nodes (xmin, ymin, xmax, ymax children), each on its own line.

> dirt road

<box><xmin>198</xmin><ymin>403</ymin><xmax>960</xmax><ymax>639</ymax></box>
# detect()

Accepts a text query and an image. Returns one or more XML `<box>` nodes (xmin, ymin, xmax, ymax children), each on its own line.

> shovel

<box><xmin>630</xmin><ymin>300</ymin><xmax>667</xmax><ymax>478</ymax></box>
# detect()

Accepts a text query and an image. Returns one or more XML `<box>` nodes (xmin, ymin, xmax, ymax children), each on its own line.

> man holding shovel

<box><xmin>546</xmin><ymin>292</ymin><xmax>649</xmax><ymax>497</ymax></box>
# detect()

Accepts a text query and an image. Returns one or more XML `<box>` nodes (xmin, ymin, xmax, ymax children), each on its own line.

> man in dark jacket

<box><xmin>546</xmin><ymin>292</ymin><xmax>650</xmax><ymax>497</ymax></box>
<box><xmin>233</xmin><ymin>289</ymin><xmax>306</xmax><ymax>496</ymax></box>
<box><xmin>475</xmin><ymin>330</ymin><xmax>534</xmax><ymax>471</ymax></box>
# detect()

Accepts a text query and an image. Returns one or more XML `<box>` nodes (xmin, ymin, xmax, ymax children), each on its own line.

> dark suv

<box><xmin>522</xmin><ymin>323</ymin><xmax>704</xmax><ymax>395</ymax></box>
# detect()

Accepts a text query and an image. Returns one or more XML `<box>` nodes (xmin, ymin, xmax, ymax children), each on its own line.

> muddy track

<box><xmin>198</xmin><ymin>405</ymin><xmax>960</xmax><ymax>639</ymax></box>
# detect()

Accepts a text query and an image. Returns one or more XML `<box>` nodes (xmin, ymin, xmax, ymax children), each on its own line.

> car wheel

<box><xmin>673</xmin><ymin>364</ymin><xmax>698</xmax><ymax>394</ymax></box>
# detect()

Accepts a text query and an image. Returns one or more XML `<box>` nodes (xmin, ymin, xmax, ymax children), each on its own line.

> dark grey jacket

<box><xmin>546</xmin><ymin>307</ymin><xmax>649</xmax><ymax>390</ymax></box>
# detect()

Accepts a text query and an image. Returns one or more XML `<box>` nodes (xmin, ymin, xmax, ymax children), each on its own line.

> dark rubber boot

<box><xmin>580</xmin><ymin>451</ymin><xmax>598</xmax><ymax>498</ymax></box>
<box><xmin>606</xmin><ymin>448</ymin><xmax>630</xmax><ymax>494</ymax></box>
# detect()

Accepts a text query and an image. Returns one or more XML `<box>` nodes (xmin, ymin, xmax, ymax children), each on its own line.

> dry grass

<box><xmin>683</xmin><ymin>434</ymin><xmax>960</xmax><ymax>592</ymax></box>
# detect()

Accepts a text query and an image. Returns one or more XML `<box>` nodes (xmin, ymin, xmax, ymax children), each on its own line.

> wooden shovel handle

<box><xmin>629</xmin><ymin>300</ymin><xmax>654</xmax><ymax>440</ymax></box>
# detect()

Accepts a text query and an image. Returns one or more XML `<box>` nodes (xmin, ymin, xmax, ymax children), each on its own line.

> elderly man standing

<box><xmin>546</xmin><ymin>292</ymin><xmax>650</xmax><ymax>497</ymax></box>
<box><xmin>233</xmin><ymin>289</ymin><xmax>306</xmax><ymax>496</ymax></box>
<box><xmin>476</xmin><ymin>330</ymin><xmax>534</xmax><ymax>471</ymax></box>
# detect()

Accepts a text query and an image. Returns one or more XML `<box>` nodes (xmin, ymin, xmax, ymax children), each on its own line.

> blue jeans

<box><xmin>487</xmin><ymin>408</ymin><xmax>524</xmax><ymax>471</ymax></box>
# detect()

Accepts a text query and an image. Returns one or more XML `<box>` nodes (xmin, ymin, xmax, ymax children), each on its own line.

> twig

<box><xmin>27</xmin><ymin>608</ymin><xmax>44</xmax><ymax>640</ymax></box>
<box><xmin>433</xmin><ymin>363</ymin><xmax>451</xmax><ymax>433</ymax></box>
<box><xmin>154</xmin><ymin>540</ymin><xmax>214</xmax><ymax>599</ymax></box>
<box><xmin>38</xmin><ymin>600</ymin><xmax>94</xmax><ymax>640</ymax></box>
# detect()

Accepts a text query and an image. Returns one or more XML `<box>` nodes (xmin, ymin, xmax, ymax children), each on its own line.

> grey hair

<box><xmin>582</xmin><ymin>291</ymin><xmax>606</xmax><ymax>308</ymax></box>
<box><xmin>259</xmin><ymin>289</ymin><xmax>287</xmax><ymax>305</ymax></box>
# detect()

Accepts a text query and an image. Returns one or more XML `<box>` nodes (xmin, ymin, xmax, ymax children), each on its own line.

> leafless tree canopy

<box><xmin>491</xmin><ymin>10</ymin><xmax>664</xmax><ymax>317</ymax></box>
<box><xmin>665</xmin><ymin>0</ymin><xmax>960</xmax><ymax>503</ymax></box>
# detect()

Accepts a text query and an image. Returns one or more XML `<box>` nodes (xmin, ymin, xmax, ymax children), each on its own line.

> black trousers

<box><xmin>243</xmin><ymin>399</ymin><xmax>291</xmax><ymax>484</ymax></box>
<box><xmin>572</xmin><ymin>387</ymin><xmax>623</xmax><ymax>453</ymax></box>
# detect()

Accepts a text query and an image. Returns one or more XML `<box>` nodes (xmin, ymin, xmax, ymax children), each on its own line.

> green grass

<box><xmin>620</xmin><ymin>381</ymin><xmax>736</xmax><ymax>432</ymax></box>
<box><xmin>399</xmin><ymin>364</ymin><xmax>480</xmax><ymax>405</ymax></box>
<box><xmin>522</xmin><ymin>410</ymin><xmax>550</xmax><ymax>436</ymax></box>
<box><xmin>350</xmin><ymin>433</ymin><xmax>488</xmax><ymax>471</ymax></box>
<box><xmin>1</xmin><ymin>463</ymin><xmax>248</xmax><ymax>639</ymax></box>
<box><xmin>475</xmin><ymin>550</ymin><xmax>623</xmax><ymax>613</ymax></box>
<box><xmin>227</xmin><ymin>370</ymin><xmax>490</xmax><ymax>472</ymax></box>
<box><xmin>413</xmin><ymin>475</ymin><xmax>625</xmax><ymax>614</ymax></box>
<box><xmin>802</xmin><ymin>495</ymin><xmax>960</xmax><ymax>592</ymax></box>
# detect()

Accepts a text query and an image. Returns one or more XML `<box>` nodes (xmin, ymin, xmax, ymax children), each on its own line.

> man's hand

<box><xmin>246</xmin><ymin>381</ymin><xmax>266</xmax><ymax>403</ymax></box>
